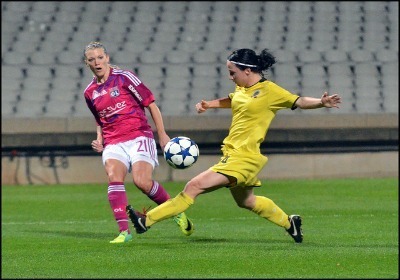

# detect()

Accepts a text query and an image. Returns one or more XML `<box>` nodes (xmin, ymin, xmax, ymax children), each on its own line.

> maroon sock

<box><xmin>108</xmin><ymin>182</ymin><xmax>129</xmax><ymax>233</ymax></box>
<box><xmin>147</xmin><ymin>180</ymin><xmax>170</xmax><ymax>205</ymax></box>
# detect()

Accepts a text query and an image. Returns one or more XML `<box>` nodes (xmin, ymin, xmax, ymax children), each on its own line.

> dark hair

<box><xmin>227</xmin><ymin>48</ymin><xmax>276</xmax><ymax>75</ymax></box>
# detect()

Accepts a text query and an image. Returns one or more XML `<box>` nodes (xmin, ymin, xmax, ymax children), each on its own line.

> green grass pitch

<box><xmin>1</xmin><ymin>178</ymin><xmax>398</xmax><ymax>278</ymax></box>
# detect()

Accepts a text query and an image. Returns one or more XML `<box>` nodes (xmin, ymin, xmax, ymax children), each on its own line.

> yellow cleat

<box><xmin>173</xmin><ymin>212</ymin><xmax>194</xmax><ymax>236</ymax></box>
<box><xmin>109</xmin><ymin>230</ymin><xmax>133</xmax><ymax>243</ymax></box>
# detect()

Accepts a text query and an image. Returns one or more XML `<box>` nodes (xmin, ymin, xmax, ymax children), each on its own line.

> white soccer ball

<box><xmin>163</xmin><ymin>136</ymin><xmax>199</xmax><ymax>169</ymax></box>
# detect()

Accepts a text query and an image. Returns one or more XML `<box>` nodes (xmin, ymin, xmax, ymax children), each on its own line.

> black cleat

<box><xmin>126</xmin><ymin>205</ymin><xmax>148</xmax><ymax>234</ymax></box>
<box><xmin>286</xmin><ymin>215</ymin><xmax>303</xmax><ymax>243</ymax></box>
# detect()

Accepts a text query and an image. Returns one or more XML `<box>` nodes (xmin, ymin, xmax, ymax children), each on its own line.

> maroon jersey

<box><xmin>84</xmin><ymin>68</ymin><xmax>155</xmax><ymax>147</ymax></box>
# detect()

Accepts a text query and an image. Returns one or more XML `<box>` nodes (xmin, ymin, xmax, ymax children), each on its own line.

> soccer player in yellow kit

<box><xmin>127</xmin><ymin>48</ymin><xmax>342</xmax><ymax>243</ymax></box>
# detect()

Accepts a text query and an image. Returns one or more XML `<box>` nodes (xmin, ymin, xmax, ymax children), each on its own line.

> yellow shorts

<box><xmin>210</xmin><ymin>146</ymin><xmax>268</xmax><ymax>187</ymax></box>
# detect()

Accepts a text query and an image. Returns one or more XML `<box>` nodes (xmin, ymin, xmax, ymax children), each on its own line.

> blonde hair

<box><xmin>83</xmin><ymin>41</ymin><xmax>108</xmax><ymax>58</ymax></box>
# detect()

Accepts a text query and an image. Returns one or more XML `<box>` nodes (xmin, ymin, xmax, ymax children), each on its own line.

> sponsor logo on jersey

<box><xmin>99</xmin><ymin>101</ymin><xmax>127</xmax><ymax>118</ymax></box>
<box><xmin>128</xmin><ymin>84</ymin><xmax>143</xmax><ymax>102</ymax></box>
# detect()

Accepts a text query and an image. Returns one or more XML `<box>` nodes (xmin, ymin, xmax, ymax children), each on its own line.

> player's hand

<box><xmin>321</xmin><ymin>92</ymin><xmax>341</xmax><ymax>108</ymax></box>
<box><xmin>158</xmin><ymin>133</ymin><xmax>170</xmax><ymax>151</ymax></box>
<box><xmin>196</xmin><ymin>100</ymin><xmax>209</xmax><ymax>114</ymax></box>
<box><xmin>91</xmin><ymin>139</ymin><xmax>104</xmax><ymax>153</ymax></box>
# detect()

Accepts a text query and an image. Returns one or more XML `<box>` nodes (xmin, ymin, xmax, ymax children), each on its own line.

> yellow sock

<box><xmin>146</xmin><ymin>192</ymin><xmax>194</xmax><ymax>227</ymax></box>
<box><xmin>251</xmin><ymin>196</ymin><xmax>290</xmax><ymax>229</ymax></box>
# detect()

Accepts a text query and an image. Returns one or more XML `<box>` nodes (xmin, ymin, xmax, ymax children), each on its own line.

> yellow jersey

<box><xmin>223</xmin><ymin>79</ymin><xmax>299</xmax><ymax>154</ymax></box>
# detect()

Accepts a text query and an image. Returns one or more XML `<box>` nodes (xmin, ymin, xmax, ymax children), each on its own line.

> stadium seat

<box><xmin>382</xmin><ymin>89</ymin><xmax>399</xmax><ymax>113</ymax></box>
<box><xmin>297</xmin><ymin>50</ymin><xmax>323</xmax><ymax>64</ymax></box>
<box><xmin>349</xmin><ymin>49</ymin><xmax>375</xmax><ymax>63</ymax></box>
<box><xmin>26</xmin><ymin>9</ymin><xmax>55</xmax><ymax>24</ymax></box>
<box><xmin>11</xmin><ymin>39</ymin><xmax>40</xmax><ymax>54</ymax></box>
<box><xmin>71</xmin><ymin>101</ymin><xmax>92</xmax><ymax>117</ymax></box>
<box><xmin>138</xmin><ymin>50</ymin><xmax>166</xmax><ymax>64</ymax></box>
<box><xmin>76</xmin><ymin>22</ymin><xmax>102</xmax><ymax>35</ymax></box>
<box><xmin>43</xmin><ymin>100</ymin><xmax>74</xmax><ymax>117</ymax></box>
<box><xmin>375</xmin><ymin>49</ymin><xmax>398</xmax><ymax>63</ymax></box>
<box><xmin>136</xmin><ymin>64</ymin><xmax>165</xmax><ymax>79</ymax></box>
<box><xmin>191</xmin><ymin>76</ymin><xmax>218</xmax><ymax>91</ymax></box>
<box><xmin>31</xmin><ymin>1</ymin><xmax>58</xmax><ymax>13</ymax></box>
<box><xmin>122</xmin><ymin>40</ymin><xmax>149</xmax><ymax>54</ymax></box>
<box><xmin>21</xmin><ymin>76</ymin><xmax>51</xmax><ymax>91</ymax></box>
<box><xmin>2</xmin><ymin>87</ymin><xmax>20</xmax><ymax>104</ymax></box>
<box><xmin>133</xmin><ymin>10</ymin><xmax>160</xmax><ymax>24</ymax></box>
<box><xmin>14</xmin><ymin>99</ymin><xmax>45</xmax><ymax>118</ymax></box>
<box><xmin>2</xmin><ymin>65</ymin><xmax>25</xmax><ymax>80</ymax></box>
<box><xmin>230</xmin><ymin>31</ymin><xmax>260</xmax><ymax>51</ymax></box>
<box><xmin>39</xmin><ymin>39</ymin><xmax>70</xmax><ymax>56</ymax></box>
<box><xmin>85</xmin><ymin>1</ymin><xmax>111</xmax><ymax>13</ymax></box>
<box><xmin>355</xmin><ymin>95</ymin><xmax>384</xmax><ymax>113</ymax></box>
<box><xmin>272</xmin><ymin>49</ymin><xmax>298</xmax><ymax>64</ymax></box>
<box><xmin>192</xmin><ymin>64</ymin><xmax>220</xmax><ymax>78</ymax></box>
<box><xmin>111</xmin><ymin>1</ymin><xmax>136</xmax><ymax>13</ymax></box>
<box><xmin>54</xmin><ymin>10</ymin><xmax>81</xmax><ymax>24</ymax></box>
<box><xmin>159</xmin><ymin>98</ymin><xmax>190</xmax><ymax>116</ymax></box>
<box><xmin>192</xmin><ymin>50</ymin><xmax>219</xmax><ymax>64</ymax></box>
<box><xmin>300</xmin><ymin>64</ymin><xmax>329</xmax><ymax>97</ymax></box>
<box><xmin>24</xmin><ymin>65</ymin><xmax>53</xmax><ymax>80</ymax></box>
<box><xmin>57</xmin><ymin>50</ymin><xmax>85</xmax><ymax>65</ymax></box>
<box><xmin>100</xmin><ymin>32</ymin><xmax>127</xmax><ymax>46</ymax></box>
<box><xmin>217</xmin><ymin>80</ymin><xmax>236</xmax><ymax>96</ymax></box>
<box><xmin>1</xmin><ymin>100</ymin><xmax>17</xmax><ymax>118</ymax></box>
<box><xmin>163</xmin><ymin>75</ymin><xmax>191</xmax><ymax>91</ymax></box>
<box><xmin>29</xmin><ymin>52</ymin><xmax>58</xmax><ymax>65</ymax></box>
<box><xmin>80</xmin><ymin>10</ymin><xmax>107</xmax><ymax>24</ymax></box>
<box><xmin>160</xmin><ymin>10</ymin><xmax>186</xmax><ymax>24</ymax></box>
<box><xmin>189</xmin><ymin>87</ymin><xmax>218</xmax><ymax>103</ymax></box>
<box><xmin>54</xmin><ymin>65</ymin><xmax>82</xmax><ymax>80</ymax></box>
<box><xmin>165</xmin><ymin>50</ymin><xmax>192</xmax><ymax>64</ymax></box>
<box><xmin>50</xmin><ymin>78</ymin><xmax>80</xmax><ymax>102</ymax></box>
<box><xmin>165</xmin><ymin>64</ymin><xmax>192</xmax><ymax>79</ymax></box>
<box><xmin>139</xmin><ymin>77</ymin><xmax>164</xmax><ymax>95</ymax></box>
<box><xmin>1</xmin><ymin>1</ymin><xmax>398</xmax><ymax>118</ymax></box>
<box><xmin>107</xmin><ymin>10</ymin><xmax>133</xmax><ymax>24</ymax></box>
<box><xmin>380</xmin><ymin>62</ymin><xmax>399</xmax><ymax>90</ymax></box>
<box><xmin>111</xmin><ymin>49</ymin><xmax>140</xmax><ymax>65</ymax></box>
<box><xmin>328</xmin><ymin>64</ymin><xmax>354</xmax><ymax>88</ymax></box>
<box><xmin>272</xmin><ymin>64</ymin><xmax>301</xmax><ymax>91</ymax></box>
<box><xmin>323</xmin><ymin>49</ymin><xmax>349</xmax><ymax>63</ymax></box>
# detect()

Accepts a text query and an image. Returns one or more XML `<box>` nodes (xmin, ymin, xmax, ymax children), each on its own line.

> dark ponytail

<box><xmin>227</xmin><ymin>48</ymin><xmax>276</xmax><ymax>75</ymax></box>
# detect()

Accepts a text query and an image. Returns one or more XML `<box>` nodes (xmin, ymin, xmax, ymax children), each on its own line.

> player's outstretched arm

<box><xmin>195</xmin><ymin>97</ymin><xmax>231</xmax><ymax>114</ymax></box>
<box><xmin>295</xmin><ymin>92</ymin><xmax>341</xmax><ymax>109</ymax></box>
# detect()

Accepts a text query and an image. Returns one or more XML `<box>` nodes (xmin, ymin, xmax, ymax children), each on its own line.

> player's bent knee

<box><xmin>133</xmin><ymin>178</ymin><xmax>153</xmax><ymax>194</ymax></box>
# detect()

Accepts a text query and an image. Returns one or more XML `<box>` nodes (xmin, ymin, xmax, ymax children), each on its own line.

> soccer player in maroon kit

<box><xmin>83</xmin><ymin>41</ymin><xmax>194</xmax><ymax>243</ymax></box>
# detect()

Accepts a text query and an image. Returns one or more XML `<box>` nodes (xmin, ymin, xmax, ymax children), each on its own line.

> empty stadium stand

<box><xmin>1</xmin><ymin>1</ymin><xmax>398</xmax><ymax>119</ymax></box>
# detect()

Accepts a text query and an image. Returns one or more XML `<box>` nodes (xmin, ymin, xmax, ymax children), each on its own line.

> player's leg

<box><xmin>103</xmin><ymin>156</ymin><xmax>132</xmax><ymax>243</ymax></box>
<box><xmin>230</xmin><ymin>186</ymin><xmax>303</xmax><ymax>243</ymax></box>
<box><xmin>126</xmin><ymin>137</ymin><xmax>170</xmax><ymax>204</ymax></box>
<box><xmin>148</xmin><ymin>170</ymin><xmax>229</xmax><ymax>223</ymax></box>
<box><xmin>127</xmin><ymin>136</ymin><xmax>195</xmax><ymax>235</ymax></box>
<box><xmin>128</xmin><ymin>170</ymin><xmax>229</xmax><ymax>233</ymax></box>
<box><xmin>131</xmin><ymin>160</ymin><xmax>170</xmax><ymax>204</ymax></box>
<box><xmin>230</xmin><ymin>186</ymin><xmax>290</xmax><ymax>227</ymax></box>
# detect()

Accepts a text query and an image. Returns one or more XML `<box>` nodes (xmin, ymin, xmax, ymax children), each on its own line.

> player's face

<box><xmin>85</xmin><ymin>48</ymin><xmax>110</xmax><ymax>78</ymax></box>
<box><xmin>226</xmin><ymin>61</ymin><xmax>248</xmax><ymax>87</ymax></box>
